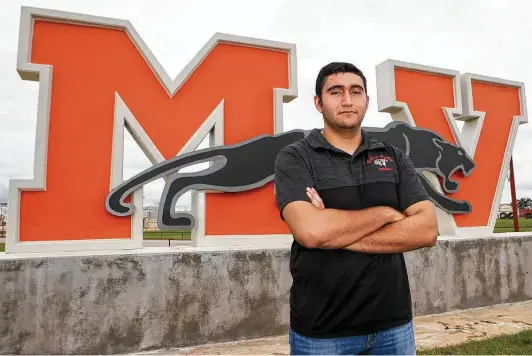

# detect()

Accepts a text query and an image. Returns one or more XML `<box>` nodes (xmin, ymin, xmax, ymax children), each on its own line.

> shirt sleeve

<box><xmin>274</xmin><ymin>146</ymin><xmax>314</xmax><ymax>221</ymax></box>
<box><xmin>394</xmin><ymin>147</ymin><xmax>431</xmax><ymax>212</ymax></box>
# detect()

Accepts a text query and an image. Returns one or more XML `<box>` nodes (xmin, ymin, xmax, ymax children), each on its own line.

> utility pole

<box><xmin>509</xmin><ymin>157</ymin><xmax>519</xmax><ymax>232</ymax></box>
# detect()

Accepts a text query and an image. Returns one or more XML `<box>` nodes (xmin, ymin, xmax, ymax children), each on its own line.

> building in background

<box><xmin>0</xmin><ymin>202</ymin><xmax>6</xmax><ymax>238</ymax></box>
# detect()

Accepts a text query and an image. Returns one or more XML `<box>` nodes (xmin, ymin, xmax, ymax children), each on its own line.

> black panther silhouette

<box><xmin>365</xmin><ymin>121</ymin><xmax>475</xmax><ymax>214</ymax></box>
<box><xmin>106</xmin><ymin>121</ymin><xmax>475</xmax><ymax>229</ymax></box>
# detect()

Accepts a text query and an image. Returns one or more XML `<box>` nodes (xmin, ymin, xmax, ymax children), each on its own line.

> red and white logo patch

<box><xmin>367</xmin><ymin>155</ymin><xmax>394</xmax><ymax>171</ymax></box>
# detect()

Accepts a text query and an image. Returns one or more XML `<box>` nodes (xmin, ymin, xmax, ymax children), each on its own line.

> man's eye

<box><xmin>352</xmin><ymin>90</ymin><xmax>362</xmax><ymax>95</ymax></box>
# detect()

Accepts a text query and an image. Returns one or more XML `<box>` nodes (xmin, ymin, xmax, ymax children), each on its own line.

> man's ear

<box><xmin>365</xmin><ymin>95</ymin><xmax>370</xmax><ymax>110</ymax></box>
<box><xmin>314</xmin><ymin>95</ymin><xmax>322</xmax><ymax>113</ymax></box>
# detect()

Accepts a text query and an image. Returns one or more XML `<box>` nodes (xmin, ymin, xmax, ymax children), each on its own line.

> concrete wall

<box><xmin>1</xmin><ymin>234</ymin><xmax>531</xmax><ymax>354</ymax></box>
<box><xmin>406</xmin><ymin>234</ymin><xmax>532</xmax><ymax>315</ymax></box>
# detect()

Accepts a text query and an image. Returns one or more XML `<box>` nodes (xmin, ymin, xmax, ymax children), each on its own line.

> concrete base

<box><xmin>1</xmin><ymin>234</ymin><xmax>531</xmax><ymax>354</ymax></box>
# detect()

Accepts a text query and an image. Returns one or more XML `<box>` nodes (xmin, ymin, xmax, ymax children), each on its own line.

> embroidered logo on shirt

<box><xmin>367</xmin><ymin>155</ymin><xmax>394</xmax><ymax>171</ymax></box>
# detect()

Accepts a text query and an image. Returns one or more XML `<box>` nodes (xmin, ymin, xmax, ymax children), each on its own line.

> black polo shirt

<box><xmin>274</xmin><ymin>128</ymin><xmax>429</xmax><ymax>338</ymax></box>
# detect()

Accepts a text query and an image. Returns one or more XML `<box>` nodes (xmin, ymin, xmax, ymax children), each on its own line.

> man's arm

<box><xmin>274</xmin><ymin>148</ymin><xmax>404</xmax><ymax>249</ymax></box>
<box><xmin>281</xmin><ymin>201</ymin><xmax>404</xmax><ymax>249</ymax></box>
<box><xmin>343</xmin><ymin>200</ymin><xmax>438</xmax><ymax>253</ymax></box>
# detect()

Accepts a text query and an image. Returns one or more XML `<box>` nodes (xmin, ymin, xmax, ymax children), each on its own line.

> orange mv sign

<box><xmin>6</xmin><ymin>7</ymin><xmax>527</xmax><ymax>253</ymax></box>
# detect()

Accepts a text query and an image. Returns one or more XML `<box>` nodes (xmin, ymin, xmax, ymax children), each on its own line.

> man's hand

<box><xmin>306</xmin><ymin>187</ymin><xmax>325</xmax><ymax>209</ymax></box>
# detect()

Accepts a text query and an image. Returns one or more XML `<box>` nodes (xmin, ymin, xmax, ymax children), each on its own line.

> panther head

<box><xmin>433</xmin><ymin>139</ymin><xmax>475</xmax><ymax>193</ymax></box>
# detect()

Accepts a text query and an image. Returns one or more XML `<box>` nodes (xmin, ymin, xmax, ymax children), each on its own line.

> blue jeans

<box><xmin>289</xmin><ymin>320</ymin><xmax>416</xmax><ymax>355</ymax></box>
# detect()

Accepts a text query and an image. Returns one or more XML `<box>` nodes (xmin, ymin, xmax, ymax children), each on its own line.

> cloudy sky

<box><xmin>0</xmin><ymin>0</ymin><xmax>531</xmax><ymax>209</ymax></box>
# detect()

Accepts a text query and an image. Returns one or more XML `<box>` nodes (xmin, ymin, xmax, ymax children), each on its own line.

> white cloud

<box><xmin>1</xmin><ymin>0</ymin><xmax>531</xmax><ymax>209</ymax></box>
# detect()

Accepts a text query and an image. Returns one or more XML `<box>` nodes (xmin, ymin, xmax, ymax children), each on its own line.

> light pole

<box><xmin>509</xmin><ymin>157</ymin><xmax>520</xmax><ymax>232</ymax></box>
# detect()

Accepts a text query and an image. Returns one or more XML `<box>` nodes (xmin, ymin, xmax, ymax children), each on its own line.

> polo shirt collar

<box><xmin>306</xmin><ymin>128</ymin><xmax>383</xmax><ymax>153</ymax></box>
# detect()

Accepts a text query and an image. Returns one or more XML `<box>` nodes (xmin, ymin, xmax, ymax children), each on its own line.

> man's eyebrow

<box><xmin>326</xmin><ymin>84</ymin><xmax>365</xmax><ymax>92</ymax></box>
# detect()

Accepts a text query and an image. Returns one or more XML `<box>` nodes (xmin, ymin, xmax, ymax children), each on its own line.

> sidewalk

<box><xmin>133</xmin><ymin>300</ymin><xmax>532</xmax><ymax>355</ymax></box>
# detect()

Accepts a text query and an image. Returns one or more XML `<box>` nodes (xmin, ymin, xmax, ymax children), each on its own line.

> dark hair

<box><xmin>315</xmin><ymin>62</ymin><xmax>367</xmax><ymax>99</ymax></box>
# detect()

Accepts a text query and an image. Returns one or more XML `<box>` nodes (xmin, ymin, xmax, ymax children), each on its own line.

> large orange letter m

<box><xmin>7</xmin><ymin>7</ymin><xmax>297</xmax><ymax>253</ymax></box>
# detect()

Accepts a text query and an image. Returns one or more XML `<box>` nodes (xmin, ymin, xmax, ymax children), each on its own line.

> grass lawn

<box><xmin>143</xmin><ymin>230</ymin><xmax>191</xmax><ymax>240</ymax></box>
<box><xmin>494</xmin><ymin>218</ymin><xmax>532</xmax><ymax>232</ymax></box>
<box><xmin>419</xmin><ymin>328</ymin><xmax>532</xmax><ymax>355</ymax></box>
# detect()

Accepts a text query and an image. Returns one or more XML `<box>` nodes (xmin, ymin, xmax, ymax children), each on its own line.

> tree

<box><xmin>517</xmin><ymin>197</ymin><xmax>532</xmax><ymax>209</ymax></box>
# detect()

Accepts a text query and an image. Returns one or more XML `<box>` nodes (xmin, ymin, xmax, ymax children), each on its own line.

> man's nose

<box><xmin>342</xmin><ymin>92</ymin><xmax>352</xmax><ymax>106</ymax></box>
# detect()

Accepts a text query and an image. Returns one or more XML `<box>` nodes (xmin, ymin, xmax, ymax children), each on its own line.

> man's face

<box><xmin>314</xmin><ymin>72</ymin><xmax>369</xmax><ymax>130</ymax></box>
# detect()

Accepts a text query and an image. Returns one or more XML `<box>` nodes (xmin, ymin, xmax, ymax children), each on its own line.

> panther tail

<box><xmin>106</xmin><ymin>148</ymin><xmax>226</xmax><ymax>217</ymax></box>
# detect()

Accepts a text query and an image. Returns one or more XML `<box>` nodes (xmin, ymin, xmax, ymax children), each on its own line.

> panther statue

<box><xmin>106</xmin><ymin>121</ymin><xmax>475</xmax><ymax>229</ymax></box>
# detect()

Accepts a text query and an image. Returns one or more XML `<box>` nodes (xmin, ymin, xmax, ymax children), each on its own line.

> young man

<box><xmin>274</xmin><ymin>62</ymin><xmax>438</xmax><ymax>355</ymax></box>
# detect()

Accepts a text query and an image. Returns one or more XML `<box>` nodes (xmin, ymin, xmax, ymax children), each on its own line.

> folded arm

<box><xmin>343</xmin><ymin>200</ymin><xmax>438</xmax><ymax>253</ymax></box>
<box><xmin>281</xmin><ymin>198</ymin><xmax>404</xmax><ymax>249</ymax></box>
<box><xmin>275</xmin><ymin>147</ymin><xmax>404</xmax><ymax>249</ymax></box>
